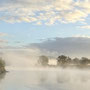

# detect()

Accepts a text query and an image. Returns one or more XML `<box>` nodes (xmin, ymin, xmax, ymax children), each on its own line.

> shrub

<box><xmin>38</xmin><ymin>55</ymin><xmax>49</xmax><ymax>66</ymax></box>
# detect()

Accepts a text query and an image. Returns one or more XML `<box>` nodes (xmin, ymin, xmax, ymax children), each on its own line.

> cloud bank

<box><xmin>29</xmin><ymin>37</ymin><xmax>90</xmax><ymax>58</ymax></box>
<box><xmin>0</xmin><ymin>0</ymin><xmax>90</xmax><ymax>25</ymax></box>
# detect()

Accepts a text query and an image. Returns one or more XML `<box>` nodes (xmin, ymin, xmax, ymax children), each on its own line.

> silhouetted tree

<box><xmin>66</xmin><ymin>57</ymin><xmax>72</xmax><ymax>64</ymax></box>
<box><xmin>0</xmin><ymin>58</ymin><xmax>5</xmax><ymax>67</ymax></box>
<box><xmin>57</xmin><ymin>55</ymin><xmax>67</xmax><ymax>66</ymax></box>
<box><xmin>38</xmin><ymin>54</ymin><xmax>90</xmax><ymax>68</ymax></box>
<box><xmin>80</xmin><ymin>57</ymin><xmax>89</xmax><ymax>66</ymax></box>
<box><xmin>73</xmin><ymin>58</ymin><xmax>80</xmax><ymax>65</ymax></box>
<box><xmin>0</xmin><ymin>57</ymin><xmax>6</xmax><ymax>73</ymax></box>
<box><xmin>38</xmin><ymin>55</ymin><xmax>49</xmax><ymax>66</ymax></box>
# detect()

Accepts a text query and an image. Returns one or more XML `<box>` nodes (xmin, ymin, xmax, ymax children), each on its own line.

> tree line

<box><xmin>38</xmin><ymin>55</ymin><xmax>90</xmax><ymax>67</ymax></box>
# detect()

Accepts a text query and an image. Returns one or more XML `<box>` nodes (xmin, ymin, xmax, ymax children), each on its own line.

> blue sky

<box><xmin>0</xmin><ymin>21</ymin><xmax>90</xmax><ymax>46</ymax></box>
<box><xmin>0</xmin><ymin>0</ymin><xmax>90</xmax><ymax>47</ymax></box>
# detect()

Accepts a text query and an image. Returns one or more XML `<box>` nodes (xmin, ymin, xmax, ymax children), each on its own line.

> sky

<box><xmin>0</xmin><ymin>0</ymin><xmax>90</xmax><ymax>47</ymax></box>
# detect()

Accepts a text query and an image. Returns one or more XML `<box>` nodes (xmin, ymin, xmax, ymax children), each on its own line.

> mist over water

<box><xmin>2</xmin><ymin>49</ymin><xmax>42</xmax><ymax>69</ymax></box>
<box><xmin>2</xmin><ymin>48</ymin><xmax>58</xmax><ymax>69</ymax></box>
<box><xmin>0</xmin><ymin>48</ymin><xmax>90</xmax><ymax>90</ymax></box>
<box><xmin>0</xmin><ymin>68</ymin><xmax>90</xmax><ymax>90</ymax></box>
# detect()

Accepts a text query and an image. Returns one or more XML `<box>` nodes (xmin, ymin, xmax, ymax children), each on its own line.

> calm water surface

<box><xmin>0</xmin><ymin>68</ymin><xmax>90</xmax><ymax>90</ymax></box>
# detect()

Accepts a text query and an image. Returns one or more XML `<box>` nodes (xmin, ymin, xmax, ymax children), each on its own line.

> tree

<box><xmin>66</xmin><ymin>57</ymin><xmax>72</xmax><ymax>64</ymax></box>
<box><xmin>57</xmin><ymin>55</ymin><xmax>68</xmax><ymax>66</ymax></box>
<box><xmin>80</xmin><ymin>57</ymin><xmax>89</xmax><ymax>66</ymax></box>
<box><xmin>0</xmin><ymin>58</ymin><xmax>5</xmax><ymax>67</ymax></box>
<box><xmin>73</xmin><ymin>58</ymin><xmax>80</xmax><ymax>65</ymax></box>
<box><xmin>0</xmin><ymin>57</ymin><xmax>6</xmax><ymax>73</ymax></box>
<box><xmin>38</xmin><ymin>55</ymin><xmax>49</xmax><ymax>66</ymax></box>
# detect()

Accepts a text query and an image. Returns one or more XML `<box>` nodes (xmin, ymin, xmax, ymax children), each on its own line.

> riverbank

<box><xmin>0</xmin><ymin>67</ymin><xmax>6</xmax><ymax>74</ymax></box>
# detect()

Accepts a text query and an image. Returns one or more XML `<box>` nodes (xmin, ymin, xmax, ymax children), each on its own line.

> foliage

<box><xmin>80</xmin><ymin>57</ymin><xmax>90</xmax><ymax>66</ymax></box>
<box><xmin>38</xmin><ymin>55</ymin><xmax>49</xmax><ymax>66</ymax></box>
<box><xmin>57</xmin><ymin>55</ymin><xmax>68</xmax><ymax>66</ymax></box>
<box><xmin>0</xmin><ymin>57</ymin><xmax>5</xmax><ymax>67</ymax></box>
<box><xmin>57</xmin><ymin>55</ymin><xmax>90</xmax><ymax>67</ymax></box>
<box><xmin>38</xmin><ymin>55</ymin><xmax>90</xmax><ymax>67</ymax></box>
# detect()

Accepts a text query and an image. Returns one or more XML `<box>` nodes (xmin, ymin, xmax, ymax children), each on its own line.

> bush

<box><xmin>0</xmin><ymin>57</ymin><xmax>5</xmax><ymax>67</ymax></box>
<box><xmin>38</xmin><ymin>55</ymin><xmax>49</xmax><ymax>66</ymax></box>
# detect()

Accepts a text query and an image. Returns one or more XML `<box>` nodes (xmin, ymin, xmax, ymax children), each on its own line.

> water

<box><xmin>0</xmin><ymin>68</ymin><xmax>90</xmax><ymax>90</ymax></box>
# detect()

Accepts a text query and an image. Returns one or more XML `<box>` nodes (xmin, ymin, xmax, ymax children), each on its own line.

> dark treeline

<box><xmin>0</xmin><ymin>57</ymin><xmax>6</xmax><ymax>73</ymax></box>
<box><xmin>38</xmin><ymin>55</ymin><xmax>90</xmax><ymax>67</ymax></box>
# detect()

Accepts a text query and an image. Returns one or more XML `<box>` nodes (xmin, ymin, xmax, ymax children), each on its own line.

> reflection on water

<box><xmin>0</xmin><ymin>72</ymin><xmax>6</xmax><ymax>82</ymax></box>
<box><xmin>0</xmin><ymin>68</ymin><xmax>90</xmax><ymax>90</ymax></box>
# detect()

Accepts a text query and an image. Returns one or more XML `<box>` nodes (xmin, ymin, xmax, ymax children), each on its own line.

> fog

<box><xmin>2</xmin><ymin>48</ymin><xmax>41</xmax><ymax>69</ymax></box>
<box><xmin>0</xmin><ymin>48</ymin><xmax>90</xmax><ymax>90</ymax></box>
<box><xmin>2</xmin><ymin>48</ymin><xmax>57</xmax><ymax>70</ymax></box>
<box><xmin>0</xmin><ymin>67</ymin><xmax>90</xmax><ymax>90</ymax></box>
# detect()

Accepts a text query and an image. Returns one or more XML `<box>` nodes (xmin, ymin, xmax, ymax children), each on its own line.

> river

<box><xmin>0</xmin><ymin>68</ymin><xmax>90</xmax><ymax>90</ymax></box>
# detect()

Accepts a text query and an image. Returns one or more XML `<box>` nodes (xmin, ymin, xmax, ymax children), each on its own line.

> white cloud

<box><xmin>53</xmin><ymin>0</ymin><xmax>74</xmax><ymax>11</ymax></box>
<box><xmin>0</xmin><ymin>32</ymin><xmax>8</xmax><ymax>37</ymax></box>
<box><xmin>36</xmin><ymin>21</ymin><xmax>42</xmax><ymax>25</ymax></box>
<box><xmin>64</xmin><ymin>9</ymin><xmax>87</xmax><ymax>23</ymax></box>
<box><xmin>0</xmin><ymin>0</ymin><xmax>90</xmax><ymax>25</ymax></box>
<box><xmin>79</xmin><ymin>25</ymin><xmax>90</xmax><ymax>29</ymax></box>
<box><xmin>73</xmin><ymin>34</ymin><xmax>90</xmax><ymax>38</ymax></box>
